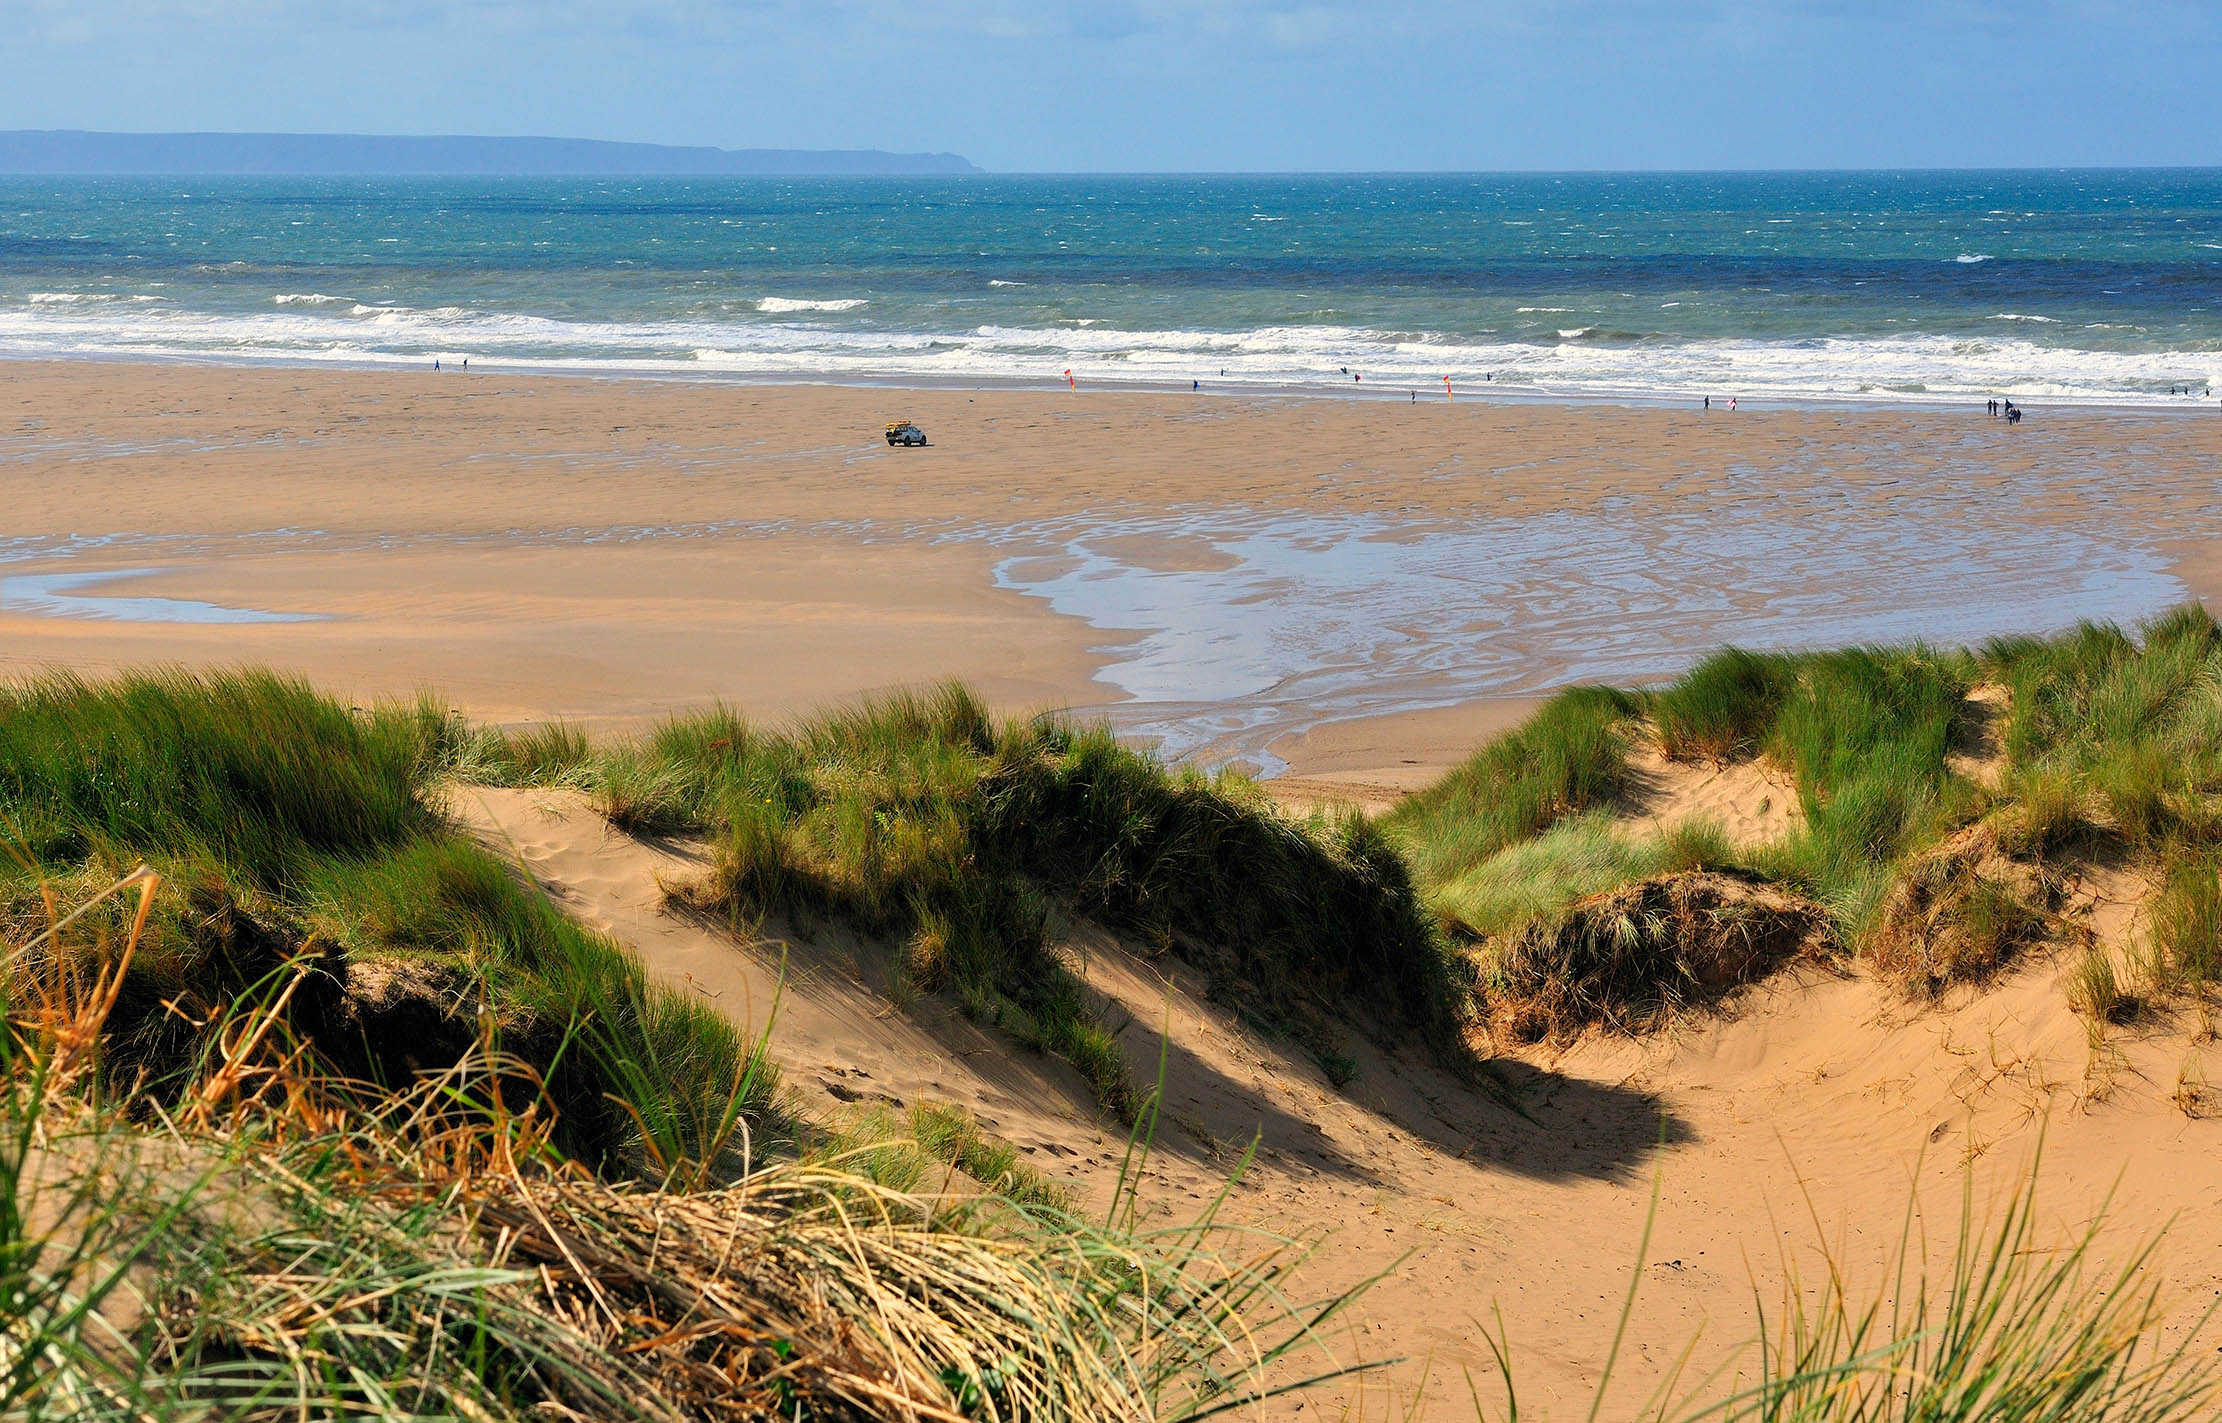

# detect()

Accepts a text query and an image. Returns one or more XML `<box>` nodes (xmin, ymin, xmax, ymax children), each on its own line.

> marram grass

<box><xmin>4</xmin><ymin>868</ymin><xmax>1386</xmax><ymax>1423</ymax></box>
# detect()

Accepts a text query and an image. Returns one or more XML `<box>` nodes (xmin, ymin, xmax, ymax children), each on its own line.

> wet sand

<box><xmin>5</xmin><ymin>361</ymin><xmax>2221</xmax><ymax>774</ymax></box>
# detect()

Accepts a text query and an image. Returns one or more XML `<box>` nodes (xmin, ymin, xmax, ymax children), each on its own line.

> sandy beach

<box><xmin>14</xmin><ymin>357</ymin><xmax>2222</xmax><ymax>1413</ymax></box>
<box><xmin>8</xmin><ymin>360</ymin><xmax>2221</xmax><ymax>779</ymax></box>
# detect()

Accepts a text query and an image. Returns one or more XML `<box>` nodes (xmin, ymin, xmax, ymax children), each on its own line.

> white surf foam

<box><xmin>0</xmin><ymin>296</ymin><xmax>2213</xmax><ymax>407</ymax></box>
<box><xmin>755</xmin><ymin>297</ymin><xmax>868</xmax><ymax>313</ymax></box>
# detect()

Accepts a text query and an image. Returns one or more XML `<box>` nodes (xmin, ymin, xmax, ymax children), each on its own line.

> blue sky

<box><xmin>1</xmin><ymin>0</ymin><xmax>2216</xmax><ymax>171</ymax></box>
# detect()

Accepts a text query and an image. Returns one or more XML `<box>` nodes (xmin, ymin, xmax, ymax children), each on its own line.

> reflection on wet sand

<box><xmin>993</xmin><ymin>499</ymin><xmax>2186</xmax><ymax>770</ymax></box>
<box><xmin>0</xmin><ymin>568</ymin><xmax>321</xmax><ymax>625</ymax></box>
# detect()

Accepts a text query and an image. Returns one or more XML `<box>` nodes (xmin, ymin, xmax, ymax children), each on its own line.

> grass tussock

<box><xmin>2066</xmin><ymin>946</ymin><xmax>2142</xmax><ymax>1026</ymax></box>
<box><xmin>1387</xmin><ymin>686</ymin><xmax>1640</xmax><ymax>890</ymax></box>
<box><xmin>1650</xmin><ymin>647</ymin><xmax>1798</xmax><ymax>764</ymax></box>
<box><xmin>0</xmin><ymin>669</ymin><xmax>432</xmax><ymax>889</ymax></box>
<box><xmin>1480</xmin><ymin>871</ymin><xmax>1831</xmax><ymax>1042</ymax></box>
<box><xmin>1426</xmin><ymin>812</ymin><xmax>1667</xmax><ymax>941</ymax></box>
<box><xmin>1424</xmin><ymin>812</ymin><xmax>1750</xmax><ymax>945</ymax></box>
<box><xmin>2151</xmin><ymin>856</ymin><xmax>2222</xmax><ymax>993</ymax></box>
<box><xmin>1867</xmin><ymin>824</ymin><xmax>2060</xmax><ymax>996</ymax></box>
<box><xmin>1984</xmin><ymin>607</ymin><xmax>2222</xmax><ymax>853</ymax></box>
<box><xmin>439</xmin><ymin>716</ymin><xmax>597</xmax><ymax>788</ymax></box>
<box><xmin>1755</xmin><ymin>645</ymin><xmax>1976</xmax><ymax>940</ymax></box>
<box><xmin>825</xmin><ymin>1099</ymin><xmax>1070</xmax><ymax>1211</ymax></box>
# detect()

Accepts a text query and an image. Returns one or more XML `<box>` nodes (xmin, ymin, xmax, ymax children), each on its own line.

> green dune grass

<box><xmin>0</xmin><ymin>669</ymin><xmax>775</xmax><ymax>1174</ymax></box>
<box><xmin>589</xmin><ymin>683</ymin><xmax>1465</xmax><ymax>1111</ymax></box>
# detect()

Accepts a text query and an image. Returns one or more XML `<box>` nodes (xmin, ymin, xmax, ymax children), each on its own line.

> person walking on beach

<box><xmin>1727</xmin><ymin>397</ymin><xmax>1737</xmax><ymax>411</ymax></box>
<box><xmin>1704</xmin><ymin>396</ymin><xmax>1710</xmax><ymax>410</ymax></box>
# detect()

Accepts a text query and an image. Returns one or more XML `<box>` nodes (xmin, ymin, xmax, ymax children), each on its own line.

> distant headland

<box><xmin>0</xmin><ymin>130</ymin><xmax>983</xmax><ymax>176</ymax></box>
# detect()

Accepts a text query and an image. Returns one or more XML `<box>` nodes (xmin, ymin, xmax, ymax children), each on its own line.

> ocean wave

<box><xmin>0</xmin><ymin>298</ymin><xmax>2214</xmax><ymax>406</ymax></box>
<box><xmin>1555</xmin><ymin>327</ymin><xmax>1652</xmax><ymax>345</ymax></box>
<box><xmin>1957</xmin><ymin>253</ymin><xmax>1994</xmax><ymax>264</ymax></box>
<box><xmin>1991</xmin><ymin>313</ymin><xmax>2061</xmax><ymax>323</ymax></box>
<box><xmin>26</xmin><ymin>291</ymin><xmax>161</xmax><ymax>305</ymax></box>
<box><xmin>273</xmin><ymin>292</ymin><xmax>352</xmax><ymax>306</ymax></box>
<box><xmin>755</xmin><ymin>297</ymin><xmax>868</xmax><ymax>313</ymax></box>
<box><xmin>987</xmin><ymin>279</ymin><xmax>1026</xmax><ymax>287</ymax></box>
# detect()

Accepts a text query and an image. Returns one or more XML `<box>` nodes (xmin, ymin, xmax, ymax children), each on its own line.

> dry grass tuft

<box><xmin>7</xmin><ymin>863</ymin><xmax>1382</xmax><ymax>1423</ymax></box>
<box><xmin>1868</xmin><ymin>822</ymin><xmax>2062</xmax><ymax>996</ymax></box>
<box><xmin>1480</xmin><ymin>871</ymin><xmax>1832</xmax><ymax>1042</ymax></box>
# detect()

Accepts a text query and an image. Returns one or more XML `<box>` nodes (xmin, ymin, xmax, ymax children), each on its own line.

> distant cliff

<box><xmin>0</xmin><ymin>131</ymin><xmax>983</xmax><ymax>176</ymax></box>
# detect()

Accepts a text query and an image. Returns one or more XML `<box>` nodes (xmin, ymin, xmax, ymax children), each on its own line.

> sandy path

<box><xmin>8</xmin><ymin>362</ymin><xmax>2222</xmax><ymax>775</ymax></box>
<box><xmin>460</xmin><ymin>785</ymin><xmax>2222</xmax><ymax>1419</ymax></box>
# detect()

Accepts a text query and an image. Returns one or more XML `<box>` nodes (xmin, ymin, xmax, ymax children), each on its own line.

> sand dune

<box><xmin>461</xmin><ymin>780</ymin><xmax>2222</xmax><ymax>1417</ymax></box>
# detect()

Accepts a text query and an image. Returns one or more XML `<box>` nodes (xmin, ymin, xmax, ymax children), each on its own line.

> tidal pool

<box><xmin>0</xmin><ymin>569</ymin><xmax>320</xmax><ymax>625</ymax></box>
<box><xmin>992</xmin><ymin>499</ymin><xmax>2189</xmax><ymax>771</ymax></box>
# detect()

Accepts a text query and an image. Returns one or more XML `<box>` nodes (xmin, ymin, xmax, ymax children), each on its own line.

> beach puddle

<box><xmin>0</xmin><ymin>569</ymin><xmax>320</xmax><ymax>625</ymax></box>
<box><xmin>991</xmin><ymin>501</ymin><xmax>2189</xmax><ymax>771</ymax></box>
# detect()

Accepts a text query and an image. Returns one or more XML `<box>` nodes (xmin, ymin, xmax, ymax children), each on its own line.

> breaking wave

<box><xmin>755</xmin><ymin>297</ymin><xmax>868</xmax><ymax>313</ymax></box>
<box><xmin>0</xmin><ymin>295</ymin><xmax>2212</xmax><ymax>407</ymax></box>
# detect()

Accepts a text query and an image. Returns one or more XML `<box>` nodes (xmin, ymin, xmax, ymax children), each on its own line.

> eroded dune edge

<box><xmin>12</xmin><ymin>610</ymin><xmax>2222</xmax><ymax>1420</ymax></box>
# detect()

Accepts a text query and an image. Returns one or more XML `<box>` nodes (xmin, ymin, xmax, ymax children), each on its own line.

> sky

<box><xmin>0</xmin><ymin>0</ymin><xmax>2217</xmax><ymax>172</ymax></box>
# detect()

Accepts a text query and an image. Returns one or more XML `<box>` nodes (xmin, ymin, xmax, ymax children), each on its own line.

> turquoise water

<box><xmin>4</xmin><ymin>171</ymin><xmax>2220</xmax><ymax>403</ymax></box>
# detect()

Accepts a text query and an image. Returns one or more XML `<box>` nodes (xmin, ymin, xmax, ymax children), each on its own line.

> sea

<box><xmin>3</xmin><ymin>169</ymin><xmax>2220</xmax><ymax>405</ymax></box>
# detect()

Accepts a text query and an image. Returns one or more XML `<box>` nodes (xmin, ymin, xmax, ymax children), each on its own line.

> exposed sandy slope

<box><xmin>460</xmin><ymin>784</ymin><xmax>2222</xmax><ymax>1420</ymax></box>
<box><xmin>1268</xmin><ymin>716</ymin><xmax>1806</xmax><ymax>846</ymax></box>
<box><xmin>1263</xmin><ymin>700</ymin><xmax>1543</xmax><ymax>813</ymax></box>
<box><xmin>1615</xmin><ymin>740</ymin><xmax>1803</xmax><ymax>848</ymax></box>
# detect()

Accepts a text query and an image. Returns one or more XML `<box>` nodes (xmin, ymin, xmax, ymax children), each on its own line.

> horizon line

<box><xmin>1</xmin><ymin>131</ymin><xmax>2218</xmax><ymax>179</ymax></box>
